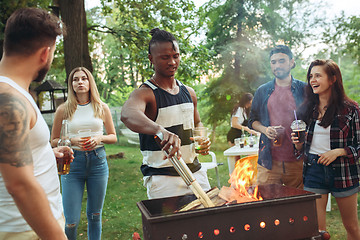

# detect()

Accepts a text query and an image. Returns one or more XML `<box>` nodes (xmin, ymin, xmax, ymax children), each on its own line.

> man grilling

<box><xmin>121</xmin><ymin>28</ymin><xmax>211</xmax><ymax>199</ymax></box>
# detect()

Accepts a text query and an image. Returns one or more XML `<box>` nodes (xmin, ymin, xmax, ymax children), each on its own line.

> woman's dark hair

<box><xmin>231</xmin><ymin>92</ymin><xmax>253</xmax><ymax>116</ymax></box>
<box><xmin>148</xmin><ymin>28</ymin><xmax>177</xmax><ymax>54</ymax></box>
<box><xmin>300</xmin><ymin>59</ymin><xmax>356</xmax><ymax>127</ymax></box>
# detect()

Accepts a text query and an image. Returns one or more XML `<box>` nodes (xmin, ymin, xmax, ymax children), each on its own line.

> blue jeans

<box><xmin>61</xmin><ymin>147</ymin><xmax>109</xmax><ymax>240</ymax></box>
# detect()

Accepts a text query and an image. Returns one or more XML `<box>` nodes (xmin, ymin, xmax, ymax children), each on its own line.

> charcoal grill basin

<box><xmin>137</xmin><ymin>184</ymin><xmax>321</xmax><ymax>240</ymax></box>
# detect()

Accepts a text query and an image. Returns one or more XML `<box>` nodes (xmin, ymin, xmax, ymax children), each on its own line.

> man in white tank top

<box><xmin>0</xmin><ymin>8</ymin><xmax>69</xmax><ymax>240</ymax></box>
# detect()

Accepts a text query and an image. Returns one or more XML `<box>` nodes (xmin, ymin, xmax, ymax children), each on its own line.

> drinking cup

<box><xmin>78</xmin><ymin>129</ymin><xmax>92</xmax><ymax>140</ymax></box>
<box><xmin>234</xmin><ymin>138</ymin><xmax>241</xmax><ymax>148</ymax></box>
<box><xmin>78</xmin><ymin>129</ymin><xmax>92</xmax><ymax>150</ymax></box>
<box><xmin>272</xmin><ymin>126</ymin><xmax>285</xmax><ymax>147</ymax></box>
<box><xmin>291</xmin><ymin>120</ymin><xmax>306</xmax><ymax>144</ymax></box>
<box><xmin>240</xmin><ymin>137</ymin><xmax>245</xmax><ymax>148</ymax></box>
<box><xmin>193</xmin><ymin>127</ymin><xmax>209</xmax><ymax>153</ymax></box>
<box><xmin>57</xmin><ymin>152</ymin><xmax>71</xmax><ymax>175</ymax></box>
<box><xmin>248</xmin><ymin>136</ymin><xmax>256</xmax><ymax>148</ymax></box>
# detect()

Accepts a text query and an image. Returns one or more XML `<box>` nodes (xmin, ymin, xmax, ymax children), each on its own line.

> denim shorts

<box><xmin>304</xmin><ymin>153</ymin><xmax>359</xmax><ymax>198</ymax></box>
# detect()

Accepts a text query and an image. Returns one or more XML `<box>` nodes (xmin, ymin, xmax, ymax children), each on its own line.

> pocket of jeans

<box><xmin>95</xmin><ymin>149</ymin><xmax>107</xmax><ymax>164</ymax></box>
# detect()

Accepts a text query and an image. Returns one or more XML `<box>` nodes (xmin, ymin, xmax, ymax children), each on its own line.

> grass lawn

<box><xmin>72</xmin><ymin>142</ymin><xmax>359</xmax><ymax>240</ymax></box>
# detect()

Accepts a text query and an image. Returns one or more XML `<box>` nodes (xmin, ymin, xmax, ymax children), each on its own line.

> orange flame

<box><xmin>228</xmin><ymin>155</ymin><xmax>262</xmax><ymax>201</ymax></box>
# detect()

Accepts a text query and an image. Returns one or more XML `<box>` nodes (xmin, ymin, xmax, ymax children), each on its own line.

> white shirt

<box><xmin>231</xmin><ymin>107</ymin><xmax>246</xmax><ymax>127</ymax></box>
<box><xmin>68</xmin><ymin>102</ymin><xmax>104</xmax><ymax>150</ymax></box>
<box><xmin>0</xmin><ymin>77</ymin><xmax>63</xmax><ymax>232</ymax></box>
<box><xmin>309</xmin><ymin>120</ymin><xmax>331</xmax><ymax>155</ymax></box>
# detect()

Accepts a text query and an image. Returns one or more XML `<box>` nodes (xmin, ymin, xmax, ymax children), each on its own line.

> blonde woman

<box><xmin>51</xmin><ymin>67</ymin><xmax>117</xmax><ymax>240</ymax></box>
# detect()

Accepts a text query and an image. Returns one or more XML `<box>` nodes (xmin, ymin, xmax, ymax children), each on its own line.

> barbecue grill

<box><xmin>137</xmin><ymin>184</ymin><xmax>322</xmax><ymax>240</ymax></box>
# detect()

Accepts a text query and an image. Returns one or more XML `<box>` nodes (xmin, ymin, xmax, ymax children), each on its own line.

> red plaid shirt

<box><xmin>296</xmin><ymin>101</ymin><xmax>360</xmax><ymax>188</ymax></box>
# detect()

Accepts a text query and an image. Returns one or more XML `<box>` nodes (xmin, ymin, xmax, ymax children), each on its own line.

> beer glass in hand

<box><xmin>272</xmin><ymin>126</ymin><xmax>285</xmax><ymax>147</ymax></box>
<box><xmin>192</xmin><ymin>127</ymin><xmax>210</xmax><ymax>154</ymax></box>
<box><xmin>78</xmin><ymin>129</ymin><xmax>92</xmax><ymax>151</ymax></box>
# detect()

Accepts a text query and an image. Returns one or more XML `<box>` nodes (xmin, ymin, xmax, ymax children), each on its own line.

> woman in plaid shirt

<box><xmin>292</xmin><ymin>59</ymin><xmax>360</xmax><ymax>239</ymax></box>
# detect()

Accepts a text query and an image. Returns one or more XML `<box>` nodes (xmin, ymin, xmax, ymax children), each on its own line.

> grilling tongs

<box><xmin>154</xmin><ymin>132</ymin><xmax>215</xmax><ymax>208</ymax></box>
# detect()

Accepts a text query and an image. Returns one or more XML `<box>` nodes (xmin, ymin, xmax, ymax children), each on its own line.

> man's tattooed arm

<box><xmin>0</xmin><ymin>93</ymin><xmax>33</xmax><ymax>167</ymax></box>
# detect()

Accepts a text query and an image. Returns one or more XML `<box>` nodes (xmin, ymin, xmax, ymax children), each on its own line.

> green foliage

<box><xmin>201</xmin><ymin>0</ymin><xmax>317</xmax><ymax>126</ymax></box>
<box><xmin>290</xmin><ymin>58</ymin><xmax>308</xmax><ymax>82</ymax></box>
<box><xmin>86</xmin><ymin>0</ymin><xmax>213</xmax><ymax>104</ymax></box>
<box><xmin>337</xmin><ymin>55</ymin><xmax>360</xmax><ymax>104</ymax></box>
<box><xmin>327</xmin><ymin>15</ymin><xmax>360</xmax><ymax>66</ymax></box>
<box><xmin>0</xmin><ymin>0</ymin><xmax>53</xmax><ymax>59</ymax></box>
<box><xmin>46</xmin><ymin>40</ymin><xmax>67</xmax><ymax>84</ymax></box>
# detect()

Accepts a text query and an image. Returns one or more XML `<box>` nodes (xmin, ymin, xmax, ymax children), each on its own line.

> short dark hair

<box><xmin>269</xmin><ymin>45</ymin><xmax>293</xmax><ymax>59</ymax></box>
<box><xmin>148</xmin><ymin>28</ymin><xmax>177</xmax><ymax>54</ymax></box>
<box><xmin>3</xmin><ymin>7</ymin><xmax>66</xmax><ymax>57</ymax></box>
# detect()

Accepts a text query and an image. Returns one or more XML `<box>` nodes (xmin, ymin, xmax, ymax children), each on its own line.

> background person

<box><xmin>121</xmin><ymin>28</ymin><xmax>211</xmax><ymax>199</ymax></box>
<box><xmin>248</xmin><ymin>45</ymin><xmax>306</xmax><ymax>189</ymax></box>
<box><xmin>227</xmin><ymin>92</ymin><xmax>258</xmax><ymax>146</ymax></box>
<box><xmin>0</xmin><ymin>7</ymin><xmax>68</xmax><ymax>240</ymax></box>
<box><xmin>51</xmin><ymin>67</ymin><xmax>117</xmax><ymax>240</ymax></box>
<box><xmin>292</xmin><ymin>59</ymin><xmax>360</xmax><ymax>239</ymax></box>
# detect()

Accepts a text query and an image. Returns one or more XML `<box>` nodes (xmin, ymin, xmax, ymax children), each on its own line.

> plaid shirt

<box><xmin>296</xmin><ymin>102</ymin><xmax>360</xmax><ymax>188</ymax></box>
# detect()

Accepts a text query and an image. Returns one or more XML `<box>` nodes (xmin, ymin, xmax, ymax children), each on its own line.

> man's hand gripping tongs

<box><xmin>154</xmin><ymin>132</ymin><xmax>214</xmax><ymax>208</ymax></box>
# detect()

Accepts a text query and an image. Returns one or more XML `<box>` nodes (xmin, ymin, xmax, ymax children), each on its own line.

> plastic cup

<box><xmin>291</xmin><ymin>120</ymin><xmax>306</xmax><ymax>143</ymax></box>
<box><xmin>234</xmin><ymin>138</ymin><xmax>241</xmax><ymax>147</ymax></box>
<box><xmin>272</xmin><ymin>126</ymin><xmax>285</xmax><ymax>147</ymax></box>
<box><xmin>248</xmin><ymin>136</ymin><xmax>256</xmax><ymax>147</ymax></box>
<box><xmin>193</xmin><ymin>127</ymin><xmax>209</xmax><ymax>153</ymax></box>
<box><xmin>78</xmin><ymin>129</ymin><xmax>92</xmax><ymax>150</ymax></box>
<box><xmin>78</xmin><ymin>129</ymin><xmax>92</xmax><ymax>140</ymax></box>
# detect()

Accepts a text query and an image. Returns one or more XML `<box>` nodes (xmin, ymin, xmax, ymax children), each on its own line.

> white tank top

<box><xmin>0</xmin><ymin>76</ymin><xmax>63</xmax><ymax>232</ymax></box>
<box><xmin>309</xmin><ymin>120</ymin><xmax>331</xmax><ymax>155</ymax></box>
<box><xmin>67</xmin><ymin>103</ymin><xmax>104</xmax><ymax>150</ymax></box>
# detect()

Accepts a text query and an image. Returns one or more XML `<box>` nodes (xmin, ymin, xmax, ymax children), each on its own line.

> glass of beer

<box><xmin>78</xmin><ymin>129</ymin><xmax>92</xmax><ymax>150</ymax></box>
<box><xmin>291</xmin><ymin>120</ymin><xmax>306</xmax><ymax>143</ymax></box>
<box><xmin>57</xmin><ymin>151</ymin><xmax>71</xmax><ymax>175</ymax></box>
<box><xmin>193</xmin><ymin>127</ymin><xmax>209</xmax><ymax>153</ymax></box>
<box><xmin>272</xmin><ymin>126</ymin><xmax>285</xmax><ymax>147</ymax></box>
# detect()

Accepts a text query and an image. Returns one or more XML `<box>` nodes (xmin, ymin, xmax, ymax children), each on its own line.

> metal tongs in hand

<box><xmin>154</xmin><ymin>132</ymin><xmax>214</xmax><ymax>208</ymax></box>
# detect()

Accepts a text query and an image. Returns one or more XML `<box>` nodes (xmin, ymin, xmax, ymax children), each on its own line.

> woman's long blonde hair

<box><xmin>63</xmin><ymin>67</ymin><xmax>104</xmax><ymax>120</ymax></box>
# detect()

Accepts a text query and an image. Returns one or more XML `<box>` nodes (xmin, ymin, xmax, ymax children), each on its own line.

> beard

<box><xmin>33</xmin><ymin>60</ymin><xmax>50</xmax><ymax>83</ymax></box>
<box><xmin>273</xmin><ymin>68</ymin><xmax>291</xmax><ymax>80</ymax></box>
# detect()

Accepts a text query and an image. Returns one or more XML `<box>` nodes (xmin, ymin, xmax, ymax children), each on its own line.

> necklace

<box><xmin>78</xmin><ymin>100</ymin><xmax>90</xmax><ymax>105</ymax></box>
<box><xmin>151</xmin><ymin>76</ymin><xmax>178</xmax><ymax>93</ymax></box>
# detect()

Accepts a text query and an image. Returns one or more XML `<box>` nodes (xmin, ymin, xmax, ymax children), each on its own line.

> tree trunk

<box><xmin>58</xmin><ymin>0</ymin><xmax>93</xmax><ymax>80</ymax></box>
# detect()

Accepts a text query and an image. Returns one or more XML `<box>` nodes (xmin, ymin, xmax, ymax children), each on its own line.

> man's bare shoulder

<box><xmin>184</xmin><ymin>84</ymin><xmax>196</xmax><ymax>95</ymax></box>
<box><xmin>183</xmin><ymin>84</ymin><xmax>198</xmax><ymax>103</ymax></box>
<box><xmin>0</xmin><ymin>82</ymin><xmax>15</xmax><ymax>93</ymax></box>
<box><xmin>128</xmin><ymin>84</ymin><xmax>155</xmax><ymax>101</ymax></box>
<box><xmin>0</xmin><ymin>88</ymin><xmax>33</xmax><ymax>167</ymax></box>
